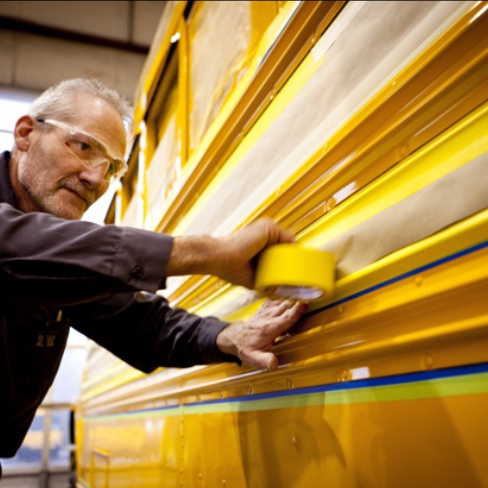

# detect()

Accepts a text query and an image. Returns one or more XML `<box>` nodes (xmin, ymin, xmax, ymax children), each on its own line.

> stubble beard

<box><xmin>17</xmin><ymin>143</ymin><xmax>88</xmax><ymax>220</ymax></box>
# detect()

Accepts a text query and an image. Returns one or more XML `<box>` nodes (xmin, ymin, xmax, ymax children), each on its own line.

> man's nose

<box><xmin>78</xmin><ymin>162</ymin><xmax>109</xmax><ymax>191</ymax></box>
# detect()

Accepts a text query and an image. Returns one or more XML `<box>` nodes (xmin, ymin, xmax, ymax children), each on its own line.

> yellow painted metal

<box><xmin>133</xmin><ymin>2</ymin><xmax>344</xmax><ymax>306</ymax></box>
<box><xmin>143</xmin><ymin>64</ymin><xmax>178</xmax><ymax>228</ymax></box>
<box><xmin>79</xmin><ymin>203</ymin><xmax>488</xmax><ymax>408</ymax></box>
<box><xmin>89</xmin><ymin>447</ymin><xmax>110</xmax><ymax>488</ymax></box>
<box><xmin>186</xmin><ymin>1</ymin><xmax>278</xmax><ymax>154</ymax></box>
<box><xmin>169</xmin><ymin>45</ymin><xmax>326</xmax><ymax>239</ymax></box>
<box><xmin>163</xmin><ymin>2</ymin><xmax>344</xmax><ymax>307</ymax></box>
<box><xmin>78</xmin><ymin>2</ymin><xmax>488</xmax><ymax>487</ymax></box>
<box><xmin>169</xmin><ymin>92</ymin><xmax>488</xmax><ymax>316</ymax></box>
<box><xmin>165</xmin><ymin>1</ymin><xmax>488</xmax><ymax>311</ymax></box>
<box><xmin>144</xmin><ymin>58</ymin><xmax>178</xmax><ymax>165</ymax></box>
<box><xmin>140</xmin><ymin>12</ymin><xmax>190</xmax><ymax>229</ymax></box>
<box><xmin>299</xmin><ymin>97</ymin><xmax>488</xmax><ymax>248</ymax></box>
<box><xmin>80</xmin><ymin>364</ymin><xmax>147</xmax><ymax>405</ymax></box>
<box><xmin>177</xmin><ymin>17</ymin><xmax>189</xmax><ymax>169</ymax></box>
<box><xmin>317</xmin><ymin>206</ymin><xmax>488</xmax><ymax>314</ymax></box>
<box><xmin>247</xmin><ymin>1</ymin><xmax>488</xmax><ymax>234</ymax></box>
<box><xmin>133</xmin><ymin>1</ymin><xmax>188</xmax><ymax>129</ymax></box>
<box><xmin>78</xmin><ymin>390</ymin><xmax>488</xmax><ymax>487</ymax></box>
<box><xmin>155</xmin><ymin>1</ymin><xmax>345</xmax><ymax>234</ymax></box>
<box><xmin>78</xmin><ymin>393</ymin><xmax>488</xmax><ymax>488</ymax></box>
<box><xmin>78</xmin><ymin>237</ymin><xmax>488</xmax><ymax>486</ymax></box>
<box><xmin>165</xmin><ymin>45</ymin><xmax>332</xmax><ymax>307</ymax></box>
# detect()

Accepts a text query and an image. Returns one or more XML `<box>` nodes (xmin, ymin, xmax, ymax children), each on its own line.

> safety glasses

<box><xmin>36</xmin><ymin>118</ymin><xmax>128</xmax><ymax>181</ymax></box>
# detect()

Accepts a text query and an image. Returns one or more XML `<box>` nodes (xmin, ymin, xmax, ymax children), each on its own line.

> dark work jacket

<box><xmin>0</xmin><ymin>151</ymin><xmax>234</xmax><ymax>457</ymax></box>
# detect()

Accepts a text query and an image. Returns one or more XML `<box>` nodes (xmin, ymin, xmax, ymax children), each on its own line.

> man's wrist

<box><xmin>215</xmin><ymin>322</ymin><xmax>239</xmax><ymax>358</ymax></box>
<box><xmin>166</xmin><ymin>234</ymin><xmax>221</xmax><ymax>277</ymax></box>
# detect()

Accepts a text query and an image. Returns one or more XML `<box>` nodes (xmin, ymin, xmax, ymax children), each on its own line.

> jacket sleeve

<box><xmin>0</xmin><ymin>202</ymin><xmax>237</xmax><ymax>368</ymax></box>
<box><xmin>69</xmin><ymin>291</ymin><xmax>237</xmax><ymax>371</ymax></box>
<box><xmin>0</xmin><ymin>203</ymin><xmax>237</xmax><ymax>366</ymax></box>
<box><xmin>0</xmin><ymin>202</ymin><xmax>173</xmax><ymax>307</ymax></box>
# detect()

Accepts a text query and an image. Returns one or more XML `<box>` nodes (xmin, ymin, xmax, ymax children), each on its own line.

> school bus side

<box><xmin>77</xmin><ymin>2</ymin><xmax>488</xmax><ymax>487</ymax></box>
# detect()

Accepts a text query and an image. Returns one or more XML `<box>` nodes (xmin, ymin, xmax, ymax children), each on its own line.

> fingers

<box><xmin>251</xmin><ymin>218</ymin><xmax>295</xmax><ymax>247</ymax></box>
<box><xmin>241</xmin><ymin>302</ymin><xmax>304</xmax><ymax>371</ymax></box>
<box><xmin>234</xmin><ymin>218</ymin><xmax>294</xmax><ymax>257</ymax></box>
<box><xmin>258</xmin><ymin>299</ymin><xmax>308</xmax><ymax>328</ymax></box>
<box><xmin>242</xmin><ymin>349</ymin><xmax>278</xmax><ymax>371</ymax></box>
<box><xmin>269</xmin><ymin>302</ymin><xmax>307</xmax><ymax>344</ymax></box>
<box><xmin>216</xmin><ymin>299</ymin><xmax>307</xmax><ymax>371</ymax></box>
<box><xmin>216</xmin><ymin>219</ymin><xmax>296</xmax><ymax>289</ymax></box>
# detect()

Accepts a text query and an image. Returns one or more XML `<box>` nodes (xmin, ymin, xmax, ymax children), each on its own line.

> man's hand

<box><xmin>216</xmin><ymin>299</ymin><xmax>308</xmax><ymax>371</ymax></box>
<box><xmin>215</xmin><ymin>218</ymin><xmax>294</xmax><ymax>289</ymax></box>
<box><xmin>166</xmin><ymin>218</ymin><xmax>294</xmax><ymax>289</ymax></box>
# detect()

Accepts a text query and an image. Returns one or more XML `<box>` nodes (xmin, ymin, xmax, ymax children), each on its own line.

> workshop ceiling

<box><xmin>0</xmin><ymin>1</ymin><xmax>167</xmax><ymax>100</ymax></box>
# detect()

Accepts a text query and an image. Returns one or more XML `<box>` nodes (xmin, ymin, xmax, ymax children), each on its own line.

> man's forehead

<box><xmin>68</xmin><ymin>94</ymin><xmax>127</xmax><ymax>155</ymax></box>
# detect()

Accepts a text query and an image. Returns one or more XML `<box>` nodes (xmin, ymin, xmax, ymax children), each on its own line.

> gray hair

<box><xmin>28</xmin><ymin>78</ymin><xmax>133</xmax><ymax>140</ymax></box>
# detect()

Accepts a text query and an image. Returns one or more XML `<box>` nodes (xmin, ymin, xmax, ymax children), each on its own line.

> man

<box><xmin>0</xmin><ymin>79</ymin><xmax>306</xmax><ymax>464</ymax></box>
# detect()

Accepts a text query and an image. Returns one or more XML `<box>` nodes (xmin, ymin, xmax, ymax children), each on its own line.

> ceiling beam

<box><xmin>0</xmin><ymin>15</ymin><xmax>149</xmax><ymax>54</ymax></box>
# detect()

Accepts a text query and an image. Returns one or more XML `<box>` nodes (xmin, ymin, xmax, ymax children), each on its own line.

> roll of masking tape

<box><xmin>255</xmin><ymin>244</ymin><xmax>335</xmax><ymax>302</ymax></box>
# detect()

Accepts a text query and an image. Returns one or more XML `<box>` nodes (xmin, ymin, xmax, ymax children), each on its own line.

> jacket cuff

<box><xmin>113</xmin><ymin>227</ymin><xmax>174</xmax><ymax>292</ymax></box>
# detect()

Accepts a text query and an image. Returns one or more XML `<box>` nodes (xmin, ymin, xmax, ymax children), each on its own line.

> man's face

<box><xmin>14</xmin><ymin>94</ymin><xmax>127</xmax><ymax>220</ymax></box>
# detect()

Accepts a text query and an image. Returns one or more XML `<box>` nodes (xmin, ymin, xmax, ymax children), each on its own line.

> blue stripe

<box><xmin>194</xmin><ymin>362</ymin><xmax>488</xmax><ymax>407</ymax></box>
<box><xmin>87</xmin><ymin>241</ymin><xmax>488</xmax><ymax>420</ymax></box>
<box><xmin>309</xmin><ymin>238</ymin><xmax>488</xmax><ymax>316</ymax></box>
<box><xmin>89</xmin><ymin>362</ymin><xmax>488</xmax><ymax>420</ymax></box>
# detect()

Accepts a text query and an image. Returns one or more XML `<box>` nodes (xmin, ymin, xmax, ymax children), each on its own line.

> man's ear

<box><xmin>13</xmin><ymin>115</ymin><xmax>36</xmax><ymax>152</ymax></box>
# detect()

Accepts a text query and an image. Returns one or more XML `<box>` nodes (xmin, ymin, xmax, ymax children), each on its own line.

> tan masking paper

<box><xmin>182</xmin><ymin>1</ymin><xmax>471</xmax><ymax>238</ymax></box>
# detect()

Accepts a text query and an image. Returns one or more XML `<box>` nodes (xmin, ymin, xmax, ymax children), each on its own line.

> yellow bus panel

<box><xmin>77</xmin><ymin>2</ymin><xmax>488</xmax><ymax>487</ymax></box>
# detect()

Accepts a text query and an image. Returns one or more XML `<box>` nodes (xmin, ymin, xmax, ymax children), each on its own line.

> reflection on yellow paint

<box><xmin>78</xmin><ymin>1</ymin><xmax>488</xmax><ymax>487</ymax></box>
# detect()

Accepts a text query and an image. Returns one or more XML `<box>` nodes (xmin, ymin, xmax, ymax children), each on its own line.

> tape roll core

<box><xmin>255</xmin><ymin>244</ymin><xmax>335</xmax><ymax>302</ymax></box>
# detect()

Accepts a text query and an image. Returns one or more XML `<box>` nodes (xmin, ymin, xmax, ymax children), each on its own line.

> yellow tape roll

<box><xmin>255</xmin><ymin>244</ymin><xmax>335</xmax><ymax>302</ymax></box>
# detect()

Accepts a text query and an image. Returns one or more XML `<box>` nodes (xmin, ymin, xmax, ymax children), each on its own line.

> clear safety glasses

<box><xmin>36</xmin><ymin>118</ymin><xmax>128</xmax><ymax>181</ymax></box>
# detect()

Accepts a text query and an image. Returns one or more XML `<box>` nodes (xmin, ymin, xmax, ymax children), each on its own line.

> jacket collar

<box><xmin>0</xmin><ymin>151</ymin><xmax>21</xmax><ymax>209</ymax></box>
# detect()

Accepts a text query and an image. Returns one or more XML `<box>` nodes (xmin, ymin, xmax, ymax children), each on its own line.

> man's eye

<box><xmin>106</xmin><ymin>161</ymin><xmax>116</xmax><ymax>177</ymax></box>
<box><xmin>74</xmin><ymin>140</ymin><xmax>91</xmax><ymax>152</ymax></box>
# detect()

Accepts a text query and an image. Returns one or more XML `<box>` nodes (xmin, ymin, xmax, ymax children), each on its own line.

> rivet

<box><xmin>247</xmin><ymin>385</ymin><xmax>253</xmax><ymax>395</ymax></box>
<box><xmin>340</xmin><ymin>369</ymin><xmax>352</xmax><ymax>382</ymax></box>
<box><xmin>415</xmin><ymin>276</ymin><xmax>423</xmax><ymax>287</ymax></box>
<box><xmin>286</xmin><ymin>378</ymin><xmax>293</xmax><ymax>390</ymax></box>
<box><xmin>422</xmin><ymin>353</ymin><xmax>434</xmax><ymax>369</ymax></box>
<box><xmin>395</xmin><ymin>143</ymin><xmax>410</xmax><ymax>159</ymax></box>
